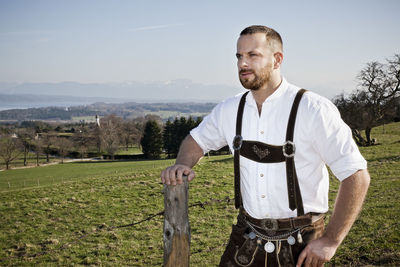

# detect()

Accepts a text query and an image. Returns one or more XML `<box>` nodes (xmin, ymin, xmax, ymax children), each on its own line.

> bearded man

<box><xmin>161</xmin><ymin>25</ymin><xmax>370</xmax><ymax>267</ymax></box>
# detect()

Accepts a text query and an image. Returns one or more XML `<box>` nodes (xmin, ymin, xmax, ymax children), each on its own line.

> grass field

<box><xmin>115</xmin><ymin>146</ymin><xmax>143</xmax><ymax>155</ymax></box>
<box><xmin>71</xmin><ymin>116</ymin><xmax>97</xmax><ymax>123</ymax></box>
<box><xmin>0</xmin><ymin>122</ymin><xmax>399</xmax><ymax>266</ymax></box>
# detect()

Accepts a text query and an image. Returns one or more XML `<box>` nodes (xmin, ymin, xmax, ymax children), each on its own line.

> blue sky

<box><xmin>0</xmin><ymin>0</ymin><xmax>399</xmax><ymax>99</ymax></box>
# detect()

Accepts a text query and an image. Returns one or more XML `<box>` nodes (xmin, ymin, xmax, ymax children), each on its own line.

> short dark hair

<box><xmin>240</xmin><ymin>25</ymin><xmax>283</xmax><ymax>51</ymax></box>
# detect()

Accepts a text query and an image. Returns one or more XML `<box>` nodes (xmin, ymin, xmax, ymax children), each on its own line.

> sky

<box><xmin>0</xmin><ymin>0</ymin><xmax>399</xmax><ymax>99</ymax></box>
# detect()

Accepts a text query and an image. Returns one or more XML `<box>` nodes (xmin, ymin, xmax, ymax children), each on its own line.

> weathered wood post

<box><xmin>163</xmin><ymin>176</ymin><xmax>190</xmax><ymax>267</ymax></box>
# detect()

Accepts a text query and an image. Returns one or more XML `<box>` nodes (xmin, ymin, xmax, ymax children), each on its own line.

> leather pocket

<box><xmin>234</xmin><ymin>238</ymin><xmax>259</xmax><ymax>266</ymax></box>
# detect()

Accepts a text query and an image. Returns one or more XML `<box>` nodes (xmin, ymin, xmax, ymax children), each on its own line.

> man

<box><xmin>161</xmin><ymin>25</ymin><xmax>370</xmax><ymax>267</ymax></box>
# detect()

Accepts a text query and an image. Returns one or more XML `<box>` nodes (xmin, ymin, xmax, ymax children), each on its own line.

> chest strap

<box><xmin>233</xmin><ymin>89</ymin><xmax>307</xmax><ymax>217</ymax></box>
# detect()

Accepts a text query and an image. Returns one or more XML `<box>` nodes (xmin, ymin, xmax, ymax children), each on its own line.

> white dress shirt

<box><xmin>190</xmin><ymin>78</ymin><xmax>367</xmax><ymax>219</ymax></box>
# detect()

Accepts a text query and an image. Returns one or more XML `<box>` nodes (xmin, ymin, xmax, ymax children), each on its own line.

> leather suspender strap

<box><xmin>285</xmin><ymin>89</ymin><xmax>307</xmax><ymax>216</ymax></box>
<box><xmin>234</xmin><ymin>91</ymin><xmax>249</xmax><ymax>209</ymax></box>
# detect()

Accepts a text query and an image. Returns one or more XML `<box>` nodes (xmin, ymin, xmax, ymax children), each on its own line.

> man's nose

<box><xmin>238</xmin><ymin>58</ymin><xmax>248</xmax><ymax>68</ymax></box>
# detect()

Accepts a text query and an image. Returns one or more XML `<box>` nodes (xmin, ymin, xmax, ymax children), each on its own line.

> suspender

<box><xmin>233</xmin><ymin>91</ymin><xmax>249</xmax><ymax>209</ymax></box>
<box><xmin>285</xmin><ymin>89</ymin><xmax>306</xmax><ymax>215</ymax></box>
<box><xmin>233</xmin><ymin>89</ymin><xmax>307</xmax><ymax>217</ymax></box>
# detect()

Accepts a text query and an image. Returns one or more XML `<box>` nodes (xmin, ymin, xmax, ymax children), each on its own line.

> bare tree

<box><xmin>32</xmin><ymin>136</ymin><xmax>43</xmax><ymax>166</ymax></box>
<box><xmin>0</xmin><ymin>135</ymin><xmax>23</xmax><ymax>170</ymax></box>
<box><xmin>17</xmin><ymin>128</ymin><xmax>35</xmax><ymax>166</ymax></box>
<box><xmin>334</xmin><ymin>54</ymin><xmax>400</xmax><ymax>145</ymax></box>
<box><xmin>53</xmin><ymin>137</ymin><xmax>73</xmax><ymax>163</ymax></box>
<box><xmin>121</xmin><ymin>120</ymin><xmax>140</xmax><ymax>151</ymax></box>
<box><xmin>100</xmin><ymin>115</ymin><xmax>122</xmax><ymax>160</ymax></box>
<box><xmin>41</xmin><ymin>133</ymin><xmax>54</xmax><ymax>163</ymax></box>
<box><xmin>90</xmin><ymin>124</ymin><xmax>102</xmax><ymax>154</ymax></box>
<box><xmin>73</xmin><ymin>127</ymin><xmax>90</xmax><ymax>159</ymax></box>
<box><xmin>132</xmin><ymin>118</ymin><xmax>146</xmax><ymax>148</ymax></box>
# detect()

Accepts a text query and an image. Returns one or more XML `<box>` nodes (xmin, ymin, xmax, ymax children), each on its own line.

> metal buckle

<box><xmin>283</xmin><ymin>141</ymin><xmax>296</xmax><ymax>158</ymax></box>
<box><xmin>232</xmin><ymin>135</ymin><xmax>243</xmax><ymax>151</ymax></box>
<box><xmin>260</xmin><ymin>219</ymin><xmax>279</xmax><ymax>230</ymax></box>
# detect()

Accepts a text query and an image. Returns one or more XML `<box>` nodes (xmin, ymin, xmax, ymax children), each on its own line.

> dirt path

<box><xmin>0</xmin><ymin>157</ymin><xmax>102</xmax><ymax>171</ymax></box>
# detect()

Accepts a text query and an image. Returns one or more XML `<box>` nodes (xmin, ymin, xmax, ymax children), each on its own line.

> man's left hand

<box><xmin>296</xmin><ymin>236</ymin><xmax>339</xmax><ymax>267</ymax></box>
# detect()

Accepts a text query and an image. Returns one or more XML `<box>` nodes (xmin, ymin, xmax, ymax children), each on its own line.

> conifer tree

<box><xmin>163</xmin><ymin>120</ymin><xmax>174</xmax><ymax>158</ymax></box>
<box><xmin>141</xmin><ymin>120</ymin><xmax>163</xmax><ymax>159</ymax></box>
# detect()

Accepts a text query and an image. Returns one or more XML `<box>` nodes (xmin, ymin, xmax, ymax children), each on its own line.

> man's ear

<box><xmin>273</xmin><ymin>52</ymin><xmax>283</xmax><ymax>69</ymax></box>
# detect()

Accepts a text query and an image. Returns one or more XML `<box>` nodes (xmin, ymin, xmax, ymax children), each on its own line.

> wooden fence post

<box><xmin>163</xmin><ymin>176</ymin><xmax>190</xmax><ymax>267</ymax></box>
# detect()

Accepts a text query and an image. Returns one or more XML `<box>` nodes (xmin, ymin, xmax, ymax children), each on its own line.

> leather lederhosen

<box><xmin>232</xmin><ymin>89</ymin><xmax>307</xmax><ymax>217</ymax></box>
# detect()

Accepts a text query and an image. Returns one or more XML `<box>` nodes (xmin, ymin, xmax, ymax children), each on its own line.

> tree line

<box><xmin>0</xmin><ymin>114</ymin><xmax>204</xmax><ymax>170</ymax></box>
<box><xmin>0</xmin><ymin>101</ymin><xmax>215</xmax><ymax>121</ymax></box>
<box><xmin>141</xmin><ymin>116</ymin><xmax>202</xmax><ymax>159</ymax></box>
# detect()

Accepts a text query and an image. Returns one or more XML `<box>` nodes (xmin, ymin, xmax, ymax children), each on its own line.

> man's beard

<box><xmin>239</xmin><ymin>67</ymin><xmax>272</xmax><ymax>91</ymax></box>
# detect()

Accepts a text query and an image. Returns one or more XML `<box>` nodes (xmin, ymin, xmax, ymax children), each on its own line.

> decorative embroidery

<box><xmin>252</xmin><ymin>145</ymin><xmax>270</xmax><ymax>160</ymax></box>
<box><xmin>237</xmin><ymin>255</ymin><xmax>249</xmax><ymax>264</ymax></box>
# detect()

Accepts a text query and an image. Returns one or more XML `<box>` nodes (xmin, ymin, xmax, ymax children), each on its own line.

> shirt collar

<box><xmin>246</xmin><ymin>77</ymin><xmax>289</xmax><ymax>107</ymax></box>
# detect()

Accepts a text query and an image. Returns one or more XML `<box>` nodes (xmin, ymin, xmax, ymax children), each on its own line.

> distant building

<box><xmin>95</xmin><ymin>115</ymin><xmax>100</xmax><ymax>127</ymax></box>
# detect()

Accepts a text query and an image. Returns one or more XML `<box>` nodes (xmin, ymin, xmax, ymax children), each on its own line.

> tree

<box><xmin>0</xmin><ymin>135</ymin><xmax>22</xmax><ymax>170</ymax></box>
<box><xmin>53</xmin><ymin>137</ymin><xmax>73</xmax><ymax>163</ymax></box>
<box><xmin>141</xmin><ymin>120</ymin><xmax>163</xmax><ymax>159</ymax></box>
<box><xmin>130</xmin><ymin>118</ymin><xmax>146</xmax><ymax>148</ymax></box>
<box><xmin>41</xmin><ymin>133</ymin><xmax>53</xmax><ymax>163</ymax></box>
<box><xmin>32</xmin><ymin>137</ymin><xmax>43</xmax><ymax>166</ymax></box>
<box><xmin>171</xmin><ymin>117</ymin><xmax>183</xmax><ymax>157</ymax></box>
<box><xmin>91</xmin><ymin>124</ymin><xmax>102</xmax><ymax>154</ymax></box>
<box><xmin>163</xmin><ymin>116</ymin><xmax>203</xmax><ymax>158</ymax></box>
<box><xmin>100</xmin><ymin>115</ymin><xmax>122</xmax><ymax>160</ymax></box>
<box><xmin>163</xmin><ymin>120</ymin><xmax>174</xmax><ymax>158</ymax></box>
<box><xmin>132</xmin><ymin>121</ymin><xmax>144</xmax><ymax>148</ymax></box>
<box><xmin>334</xmin><ymin>54</ymin><xmax>400</xmax><ymax>146</ymax></box>
<box><xmin>121</xmin><ymin>120</ymin><xmax>140</xmax><ymax>151</ymax></box>
<box><xmin>16</xmin><ymin>128</ymin><xmax>35</xmax><ymax>166</ymax></box>
<box><xmin>73</xmin><ymin>127</ymin><xmax>90</xmax><ymax>159</ymax></box>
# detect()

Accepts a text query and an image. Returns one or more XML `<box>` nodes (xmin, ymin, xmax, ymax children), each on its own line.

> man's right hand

<box><xmin>161</xmin><ymin>164</ymin><xmax>196</xmax><ymax>185</ymax></box>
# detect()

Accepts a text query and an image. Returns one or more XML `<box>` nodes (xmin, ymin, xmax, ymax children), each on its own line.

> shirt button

<box><xmin>260</xmin><ymin>173</ymin><xmax>264</xmax><ymax>177</ymax></box>
<box><xmin>260</xmin><ymin>130</ymin><xmax>264</xmax><ymax>134</ymax></box>
<box><xmin>261</xmin><ymin>195</ymin><xmax>266</xmax><ymax>198</ymax></box>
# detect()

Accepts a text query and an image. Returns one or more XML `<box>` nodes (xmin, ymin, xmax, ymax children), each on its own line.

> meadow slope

<box><xmin>0</xmin><ymin>122</ymin><xmax>399</xmax><ymax>266</ymax></box>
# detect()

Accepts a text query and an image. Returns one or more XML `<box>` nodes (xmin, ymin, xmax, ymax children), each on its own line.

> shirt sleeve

<box><xmin>190</xmin><ymin>101</ymin><xmax>228</xmax><ymax>154</ymax></box>
<box><xmin>310</xmin><ymin>98</ymin><xmax>367</xmax><ymax>181</ymax></box>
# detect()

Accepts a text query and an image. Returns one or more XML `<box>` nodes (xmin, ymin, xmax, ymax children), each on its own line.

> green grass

<box><xmin>0</xmin><ymin>122</ymin><xmax>399</xmax><ymax>266</ymax></box>
<box><xmin>115</xmin><ymin>146</ymin><xmax>143</xmax><ymax>155</ymax></box>
<box><xmin>71</xmin><ymin>116</ymin><xmax>97</xmax><ymax>122</ymax></box>
<box><xmin>0</xmin><ymin>159</ymin><xmax>173</xmax><ymax>192</ymax></box>
<box><xmin>329</xmin><ymin>122</ymin><xmax>400</xmax><ymax>266</ymax></box>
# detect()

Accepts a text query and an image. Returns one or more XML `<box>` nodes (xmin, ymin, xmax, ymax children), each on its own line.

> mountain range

<box><xmin>0</xmin><ymin>80</ymin><xmax>243</xmax><ymax>108</ymax></box>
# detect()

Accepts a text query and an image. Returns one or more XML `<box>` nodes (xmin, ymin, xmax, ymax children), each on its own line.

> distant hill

<box><xmin>0</xmin><ymin>80</ymin><xmax>242</xmax><ymax>121</ymax></box>
<box><xmin>0</xmin><ymin>101</ymin><xmax>217</xmax><ymax>122</ymax></box>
